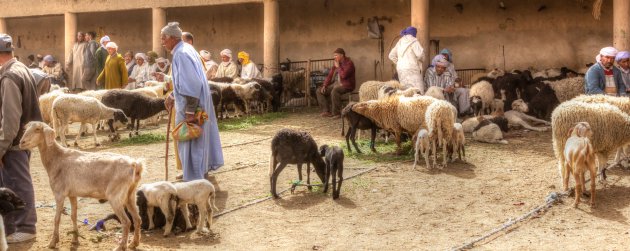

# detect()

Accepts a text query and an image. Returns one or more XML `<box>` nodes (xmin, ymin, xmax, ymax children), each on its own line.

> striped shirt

<box><xmin>424</xmin><ymin>67</ymin><xmax>454</xmax><ymax>89</ymax></box>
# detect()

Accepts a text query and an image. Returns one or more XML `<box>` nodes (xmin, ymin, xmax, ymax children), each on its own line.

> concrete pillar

<box><xmin>613</xmin><ymin>0</ymin><xmax>630</xmax><ymax>50</ymax></box>
<box><xmin>0</xmin><ymin>18</ymin><xmax>6</xmax><ymax>34</ymax></box>
<box><xmin>263</xmin><ymin>0</ymin><xmax>280</xmax><ymax>77</ymax></box>
<box><xmin>64</xmin><ymin>12</ymin><xmax>77</xmax><ymax>65</ymax></box>
<box><xmin>411</xmin><ymin>0</ymin><xmax>429</xmax><ymax>69</ymax></box>
<box><xmin>152</xmin><ymin>7</ymin><xmax>167</xmax><ymax>57</ymax></box>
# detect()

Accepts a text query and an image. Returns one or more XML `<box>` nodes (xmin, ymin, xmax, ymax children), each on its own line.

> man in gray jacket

<box><xmin>0</xmin><ymin>33</ymin><xmax>42</xmax><ymax>243</ymax></box>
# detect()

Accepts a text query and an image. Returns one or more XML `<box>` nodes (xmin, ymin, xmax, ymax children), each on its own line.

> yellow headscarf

<box><xmin>238</xmin><ymin>51</ymin><xmax>250</xmax><ymax>65</ymax></box>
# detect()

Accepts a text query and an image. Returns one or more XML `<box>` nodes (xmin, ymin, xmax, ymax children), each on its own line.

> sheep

<box><xmin>545</xmin><ymin>77</ymin><xmax>585</xmax><ymax>102</ymax></box>
<box><xmin>208</xmin><ymin>81</ymin><xmax>247</xmax><ymax>119</ymax></box>
<box><xmin>52</xmin><ymin>94</ymin><xmax>128</xmax><ymax>147</ymax></box>
<box><xmin>358</xmin><ymin>80</ymin><xmax>402</xmax><ymax>101</ymax></box>
<box><xmin>424</xmin><ymin>86</ymin><xmax>445</xmax><ymax>100</ymax></box>
<box><xmin>0</xmin><ymin>188</ymin><xmax>25</xmax><ymax>251</ymax></box>
<box><xmin>269</xmin><ymin>128</ymin><xmax>326</xmax><ymax>198</ymax></box>
<box><xmin>504</xmin><ymin>99</ymin><xmax>550</xmax><ymax>132</ymax></box>
<box><xmin>447</xmin><ymin>123</ymin><xmax>466</xmax><ymax>163</ymax></box>
<box><xmin>38</xmin><ymin>88</ymin><xmax>70</xmax><ymax>125</ymax></box>
<box><xmin>319</xmin><ymin>145</ymin><xmax>344</xmax><ymax>199</ymax></box>
<box><xmin>249</xmin><ymin>75</ymin><xmax>283</xmax><ymax>112</ymax></box>
<box><xmin>377</xmin><ymin>86</ymin><xmax>423</xmax><ymax>100</ymax></box>
<box><xmin>528</xmin><ymin>84</ymin><xmax>560</xmax><ymax>120</ymax></box>
<box><xmin>424</xmin><ymin>100</ymin><xmax>456</xmax><ymax>168</ymax></box>
<box><xmin>138</xmin><ymin>81</ymin><xmax>168</xmax><ymax>98</ymax></box>
<box><xmin>231</xmin><ymin>81</ymin><xmax>265</xmax><ymax>114</ymax></box>
<box><xmin>18</xmin><ymin>122</ymin><xmax>143</xmax><ymax>250</ymax></box>
<box><xmin>563</xmin><ymin>122</ymin><xmax>597</xmax><ymax>207</ymax></box>
<box><xmin>492</xmin><ymin>99</ymin><xmax>504</xmax><ymax>113</ymax></box>
<box><xmin>341</xmin><ymin>102</ymin><xmax>378</xmax><ymax>153</ymax></box>
<box><xmin>413</xmin><ymin>129</ymin><xmax>430</xmax><ymax>170</ymax></box>
<box><xmin>552</xmin><ymin>100</ymin><xmax>630</xmax><ymax>186</ymax></box>
<box><xmin>172</xmin><ymin>180</ymin><xmax>219</xmax><ymax>234</ymax></box>
<box><xmin>472</xmin><ymin>119</ymin><xmax>508</xmax><ymax>144</ymax></box>
<box><xmin>137</xmin><ymin>181</ymin><xmax>178</xmax><ymax>236</ymax></box>
<box><xmin>280</xmin><ymin>68</ymin><xmax>306</xmax><ymax>102</ymax></box>
<box><xmin>469</xmin><ymin>81</ymin><xmax>495</xmax><ymax>116</ymax></box>
<box><xmin>101</xmin><ymin>90</ymin><xmax>166</xmax><ymax>137</ymax></box>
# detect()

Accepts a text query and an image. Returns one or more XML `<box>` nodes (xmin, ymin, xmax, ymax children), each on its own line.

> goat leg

<box><xmin>70</xmin><ymin>197</ymin><xmax>79</xmax><ymax>245</ymax></box>
<box><xmin>306</xmin><ymin>163</ymin><xmax>312</xmax><ymax>191</ymax></box>
<box><xmin>271</xmin><ymin>162</ymin><xmax>288</xmax><ymax>198</ymax></box>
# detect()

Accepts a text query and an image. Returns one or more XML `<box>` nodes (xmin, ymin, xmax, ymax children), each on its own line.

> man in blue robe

<box><xmin>161</xmin><ymin>22</ymin><xmax>224</xmax><ymax>181</ymax></box>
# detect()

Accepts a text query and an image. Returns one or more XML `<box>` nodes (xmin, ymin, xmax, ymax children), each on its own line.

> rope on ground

<box><xmin>450</xmin><ymin>164</ymin><xmax>615</xmax><ymax>251</ymax></box>
<box><xmin>213</xmin><ymin>166</ymin><xmax>378</xmax><ymax>219</ymax></box>
<box><xmin>222</xmin><ymin>137</ymin><xmax>272</xmax><ymax>148</ymax></box>
<box><xmin>212</xmin><ymin>161</ymin><xmax>266</xmax><ymax>175</ymax></box>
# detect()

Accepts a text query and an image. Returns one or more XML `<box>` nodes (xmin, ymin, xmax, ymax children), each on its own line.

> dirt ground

<box><xmin>11</xmin><ymin>109</ymin><xmax>630</xmax><ymax>250</ymax></box>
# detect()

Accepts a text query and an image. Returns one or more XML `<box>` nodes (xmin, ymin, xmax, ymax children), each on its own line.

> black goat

<box><xmin>101</xmin><ymin>90</ymin><xmax>166</xmax><ymax>137</ymax></box>
<box><xmin>319</xmin><ymin>145</ymin><xmax>344</xmax><ymax>199</ymax></box>
<box><xmin>341</xmin><ymin>103</ymin><xmax>378</xmax><ymax>153</ymax></box>
<box><xmin>269</xmin><ymin>129</ymin><xmax>326</xmax><ymax>198</ymax></box>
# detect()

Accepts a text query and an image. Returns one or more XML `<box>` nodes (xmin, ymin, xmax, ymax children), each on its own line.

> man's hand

<box><xmin>165</xmin><ymin>95</ymin><xmax>175</xmax><ymax>112</ymax></box>
<box><xmin>334</xmin><ymin>60</ymin><xmax>340</xmax><ymax>68</ymax></box>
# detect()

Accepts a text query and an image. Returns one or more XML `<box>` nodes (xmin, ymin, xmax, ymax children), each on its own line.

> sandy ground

<box><xmin>10</xmin><ymin>109</ymin><xmax>630</xmax><ymax>251</ymax></box>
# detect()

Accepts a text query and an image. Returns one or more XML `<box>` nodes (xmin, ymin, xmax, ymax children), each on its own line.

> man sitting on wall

<box><xmin>317</xmin><ymin>48</ymin><xmax>355</xmax><ymax>119</ymax></box>
<box><xmin>425</xmin><ymin>54</ymin><xmax>470</xmax><ymax>116</ymax></box>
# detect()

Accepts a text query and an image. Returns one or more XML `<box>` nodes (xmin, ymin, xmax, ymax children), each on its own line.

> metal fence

<box><xmin>455</xmin><ymin>68</ymin><xmax>486</xmax><ymax>88</ymax></box>
<box><xmin>281</xmin><ymin>58</ymin><xmax>335</xmax><ymax>107</ymax></box>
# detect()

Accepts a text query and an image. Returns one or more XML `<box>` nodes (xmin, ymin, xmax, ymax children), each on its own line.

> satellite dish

<box><xmin>367</xmin><ymin>17</ymin><xmax>383</xmax><ymax>39</ymax></box>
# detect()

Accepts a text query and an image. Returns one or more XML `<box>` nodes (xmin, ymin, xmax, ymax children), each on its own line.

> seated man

<box><xmin>41</xmin><ymin>55</ymin><xmax>65</xmax><ymax>86</ymax></box>
<box><xmin>237</xmin><ymin>51</ymin><xmax>262</xmax><ymax>79</ymax></box>
<box><xmin>425</xmin><ymin>54</ymin><xmax>470</xmax><ymax>116</ymax></box>
<box><xmin>317</xmin><ymin>48</ymin><xmax>355</xmax><ymax>118</ymax></box>
<box><xmin>586</xmin><ymin>46</ymin><xmax>626</xmax><ymax>96</ymax></box>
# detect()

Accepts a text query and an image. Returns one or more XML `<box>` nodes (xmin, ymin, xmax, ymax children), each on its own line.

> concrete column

<box><xmin>152</xmin><ymin>7</ymin><xmax>166</xmax><ymax>57</ymax></box>
<box><xmin>64</xmin><ymin>12</ymin><xmax>77</xmax><ymax>65</ymax></box>
<box><xmin>411</xmin><ymin>0</ymin><xmax>429</xmax><ymax>69</ymax></box>
<box><xmin>0</xmin><ymin>18</ymin><xmax>6</xmax><ymax>34</ymax></box>
<box><xmin>263</xmin><ymin>0</ymin><xmax>280</xmax><ymax>77</ymax></box>
<box><xmin>613</xmin><ymin>0</ymin><xmax>630</xmax><ymax>50</ymax></box>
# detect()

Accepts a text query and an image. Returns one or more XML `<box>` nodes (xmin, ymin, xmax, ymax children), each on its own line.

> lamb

<box><xmin>504</xmin><ymin>99</ymin><xmax>550</xmax><ymax>132</ymax></box>
<box><xmin>552</xmin><ymin>100</ymin><xmax>630</xmax><ymax>186</ymax></box>
<box><xmin>18</xmin><ymin>122</ymin><xmax>143</xmax><ymax>250</ymax></box>
<box><xmin>563</xmin><ymin>122</ymin><xmax>597</xmax><ymax>207</ymax></box>
<box><xmin>341</xmin><ymin>103</ymin><xmax>378</xmax><ymax>153</ymax></box>
<box><xmin>78</xmin><ymin>89</ymin><xmax>110</xmax><ymax>101</ymax></box>
<box><xmin>137</xmin><ymin>181</ymin><xmax>178</xmax><ymax>236</ymax></box>
<box><xmin>269</xmin><ymin>128</ymin><xmax>326</xmax><ymax>198</ymax></box>
<box><xmin>0</xmin><ymin>188</ymin><xmax>25</xmax><ymax>251</ymax></box>
<box><xmin>469</xmin><ymin>81</ymin><xmax>495</xmax><ymax>116</ymax></box>
<box><xmin>424</xmin><ymin>100</ymin><xmax>456</xmax><ymax>168</ymax></box>
<box><xmin>424</xmin><ymin>86</ymin><xmax>445</xmax><ymax>100</ymax></box>
<box><xmin>319</xmin><ymin>145</ymin><xmax>344</xmax><ymax>199</ymax></box>
<box><xmin>173</xmin><ymin>180</ymin><xmax>219</xmax><ymax>234</ymax></box>
<box><xmin>473</xmin><ymin>119</ymin><xmax>508</xmax><ymax>144</ymax></box>
<box><xmin>38</xmin><ymin>88</ymin><xmax>70</xmax><ymax>124</ymax></box>
<box><xmin>413</xmin><ymin>129</ymin><xmax>430</xmax><ymax>169</ymax></box>
<box><xmin>51</xmin><ymin>94</ymin><xmax>128</xmax><ymax>147</ymax></box>
<box><xmin>101</xmin><ymin>90</ymin><xmax>166</xmax><ymax>137</ymax></box>
<box><xmin>358</xmin><ymin>80</ymin><xmax>402</xmax><ymax>101</ymax></box>
<box><xmin>280</xmin><ymin>68</ymin><xmax>306</xmax><ymax>102</ymax></box>
<box><xmin>545</xmin><ymin>77</ymin><xmax>585</xmax><ymax>102</ymax></box>
<box><xmin>447</xmin><ymin>123</ymin><xmax>466</xmax><ymax>162</ymax></box>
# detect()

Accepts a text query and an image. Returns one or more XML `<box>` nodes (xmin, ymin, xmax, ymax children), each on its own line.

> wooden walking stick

<box><xmin>165</xmin><ymin>106</ymin><xmax>173</xmax><ymax>181</ymax></box>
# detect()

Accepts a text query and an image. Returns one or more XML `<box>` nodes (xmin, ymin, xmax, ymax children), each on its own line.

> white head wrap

<box><xmin>156</xmin><ymin>57</ymin><xmax>169</xmax><ymax>64</ymax></box>
<box><xmin>105</xmin><ymin>42</ymin><xmax>118</xmax><ymax>49</ymax></box>
<box><xmin>134</xmin><ymin>53</ymin><xmax>147</xmax><ymax>61</ymax></box>
<box><xmin>161</xmin><ymin>22</ymin><xmax>183</xmax><ymax>38</ymax></box>
<box><xmin>100</xmin><ymin>35</ymin><xmax>110</xmax><ymax>47</ymax></box>
<box><xmin>597</xmin><ymin>46</ymin><xmax>618</xmax><ymax>62</ymax></box>
<box><xmin>432</xmin><ymin>54</ymin><xmax>450</xmax><ymax>67</ymax></box>
<box><xmin>199</xmin><ymin>50</ymin><xmax>211</xmax><ymax>61</ymax></box>
<box><xmin>220</xmin><ymin>49</ymin><xmax>232</xmax><ymax>60</ymax></box>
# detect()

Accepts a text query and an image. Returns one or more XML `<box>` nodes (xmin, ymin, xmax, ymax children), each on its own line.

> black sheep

<box><xmin>269</xmin><ymin>128</ymin><xmax>326</xmax><ymax>198</ymax></box>
<box><xmin>319</xmin><ymin>145</ymin><xmax>344</xmax><ymax>199</ymax></box>
<box><xmin>252</xmin><ymin>75</ymin><xmax>283</xmax><ymax>112</ymax></box>
<box><xmin>101</xmin><ymin>90</ymin><xmax>166</xmax><ymax>137</ymax></box>
<box><xmin>341</xmin><ymin>103</ymin><xmax>378</xmax><ymax>153</ymax></box>
<box><xmin>209</xmin><ymin>84</ymin><xmax>222</xmax><ymax>118</ymax></box>
<box><xmin>208</xmin><ymin>82</ymin><xmax>247</xmax><ymax>119</ymax></box>
<box><xmin>529</xmin><ymin>84</ymin><xmax>560</xmax><ymax>120</ymax></box>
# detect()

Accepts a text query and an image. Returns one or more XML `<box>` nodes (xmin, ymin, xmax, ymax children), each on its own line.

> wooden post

<box><xmin>64</xmin><ymin>12</ymin><xmax>77</xmax><ymax>66</ymax></box>
<box><xmin>306</xmin><ymin>59</ymin><xmax>312</xmax><ymax>107</ymax></box>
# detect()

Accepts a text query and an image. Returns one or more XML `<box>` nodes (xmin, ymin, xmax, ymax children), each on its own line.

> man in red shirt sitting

<box><xmin>317</xmin><ymin>48</ymin><xmax>356</xmax><ymax>119</ymax></box>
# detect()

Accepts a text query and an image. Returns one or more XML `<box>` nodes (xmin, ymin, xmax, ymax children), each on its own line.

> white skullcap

<box><xmin>100</xmin><ymin>35</ymin><xmax>110</xmax><ymax>47</ymax></box>
<box><xmin>199</xmin><ymin>50</ymin><xmax>211</xmax><ymax>61</ymax></box>
<box><xmin>161</xmin><ymin>22</ymin><xmax>183</xmax><ymax>38</ymax></box>
<box><xmin>156</xmin><ymin>57</ymin><xmax>168</xmax><ymax>64</ymax></box>
<box><xmin>105</xmin><ymin>42</ymin><xmax>118</xmax><ymax>49</ymax></box>
<box><xmin>600</xmin><ymin>47</ymin><xmax>618</xmax><ymax>57</ymax></box>
<box><xmin>220</xmin><ymin>49</ymin><xmax>232</xmax><ymax>59</ymax></box>
<box><xmin>134</xmin><ymin>53</ymin><xmax>147</xmax><ymax>61</ymax></box>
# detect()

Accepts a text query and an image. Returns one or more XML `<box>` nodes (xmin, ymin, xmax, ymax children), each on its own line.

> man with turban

<box><xmin>200</xmin><ymin>50</ymin><xmax>218</xmax><ymax>80</ymax></box>
<box><xmin>616</xmin><ymin>51</ymin><xmax>630</xmax><ymax>93</ymax></box>
<box><xmin>586</xmin><ymin>47</ymin><xmax>626</xmax><ymax>95</ymax></box>
<box><xmin>161</xmin><ymin>22</ymin><xmax>224</xmax><ymax>181</ymax></box>
<box><xmin>389</xmin><ymin>26</ymin><xmax>425</xmax><ymax>91</ymax></box>
<box><xmin>127</xmin><ymin>53</ymin><xmax>150</xmax><ymax>89</ymax></box>
<box><xmin>425</xmin><ymin>54</ymin><xmax>471</xmax><ymax>116</ymax></box>
<box><xmin>155</xmin><ymin>57</ymin><xmax>171</xmax><ymax>74</ymax></box>
<box><xmin>238</xmin><ymin>51</ymin><xmax>262</xmax><ymax>79</ymax></box>
<box><xmin>96</xmin><ymin>42</ymin><xmax>128</xmax><ymax>89</ymax></box>
<box><xmin>215</xmin><ymin>49</ymin><xmax>238</xmax><ymax>78</ymax></box>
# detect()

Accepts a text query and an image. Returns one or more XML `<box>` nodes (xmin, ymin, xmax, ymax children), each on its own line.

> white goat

<box><xmin>137</xmin><ymin>181</ymin><xmax>178</xmax><ymax>236</ymax></box>
<box><xmin>18</xmin><ymin>122</ymin><xmax>143</xmax><ymax>250</ymax></box>
<box><xmin>173</xmin><ymin>179</ymin><xmax>219</xmax><ymax>234</ymax></box>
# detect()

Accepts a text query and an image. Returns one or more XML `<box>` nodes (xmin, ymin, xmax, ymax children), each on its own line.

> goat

<box><xmin>563</xmin><ymin>122</ymin><xmax>597</xmax><ymax>207</ymax></box>
<box><xmin>319</xmin><ymin>145</ymin><xmax>344</xmax><ymax>199</ymax></box>
<box><xmin>173</xmin><ymin>180</ymin><xmax>219</xmax><ymax>234</ymax></box>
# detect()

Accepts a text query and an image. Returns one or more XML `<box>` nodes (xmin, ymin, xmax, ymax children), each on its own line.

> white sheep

<box><xmin>173</xmin><ymin>179</ymin><xmax>219</xmax><ymax>234</ymax></box>
<box><xmin>448</xmin><ymin>123</ymin><xmax>466</xmax><ymax>162</ymax></box>
<box><xmin>377</xmin><ymin>86</ymin><xmax>422</xmax><ymax>100</ymax></box>
<box><xmin>469</xmin><ymin>81</ymin><xmax>495</xmax><ymax>116</ymax></box>
<box><xmin>424</xmin><ymin>86</ymin><xmax>445</xmax><ymax>100</ymax></box>
<box><xmin>38</xmin><ymin>88</ymin><xmax>70</xmax><ymax>124</ymax></box>
<box><xmin>18</xmin><ymin>122</ymin><xmax>143</xmax><ymax>250</ymax></box>
<box><xmin>563</xmin><ymin>122</ymin><xmax>597</xmax><ymax>207</ymax></box>
<box><xmin>504</xmin><ymin>99</ymin><xmax>550</xmax><ymax>132</ymax></box>
<box><xmin>552</xmin><ymin>100</ymin><xmax>630</xmax><ymax>186</ymax></box>
<box><xmin>358</xmin><ymin>80</ymin><xmax>402</xmax><ymax>101</ymax></box>
<box><xmin>424</xmin><ymin>100</ymin><xmax>456</xmax><ymax>168</ymax></box>
<box><xmin>413</xmin><ymin>129</ymin><xmax>430</xmax><ymax>170</ymax></box>
<box><xmin>472</xmin><ymin>120</ymin><xmax>508</xmax><ymax>144</ymax></box>
<box><xmin>52</xmin><ymin>94</ymin><xmax>127</xmax><ymax>147</ymax></box>
<box><xmin>137</xmin><ymin>181</ymin><xmax>178</xmax><ymax>236</ymax></box>
<box><xmin>546</xmin><ymin>77</ymin><xmax>585</xmax><ymax>102</ymax></box>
